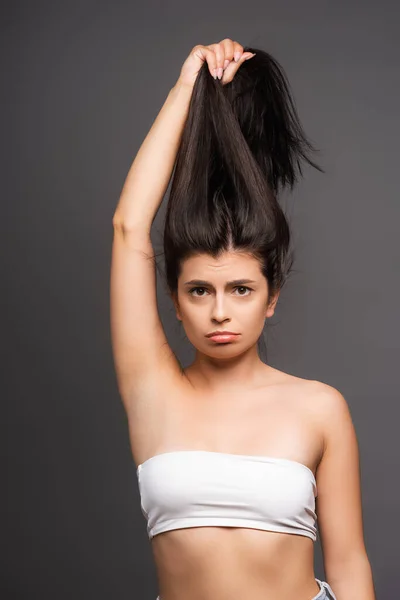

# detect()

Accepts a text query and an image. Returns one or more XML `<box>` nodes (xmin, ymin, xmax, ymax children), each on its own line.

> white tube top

<box><xmin>136</xmin><ymin>450</ymin><xmax>318</xmax><ymax>541</ymax></box>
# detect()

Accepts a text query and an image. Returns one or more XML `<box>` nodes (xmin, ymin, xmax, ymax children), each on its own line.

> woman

<box><xmin>110</xmin><ymin>39</ymin><xmax>376</xmax><ymax>600</ymax></box>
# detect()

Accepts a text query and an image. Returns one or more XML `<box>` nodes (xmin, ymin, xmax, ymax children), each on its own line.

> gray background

<box><xmin>3</xmin><ymin>0</ymin><xmax>399</xmax><ymax>598</ymax></box>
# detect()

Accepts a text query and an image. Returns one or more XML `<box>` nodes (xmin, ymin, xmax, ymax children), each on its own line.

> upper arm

<box><xmin>315</xmin><ymin>384</ymin><xmax>367</xmax><ymax>574</ymax></box>
<box><xmin>110</xmin><ymin>223</ymin><xmax>183</xmax><ymax>408</ymax></box>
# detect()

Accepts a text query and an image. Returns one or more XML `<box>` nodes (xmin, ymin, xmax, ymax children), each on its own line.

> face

<box><xmin>172</xmin><ymin>251</ymin><xmax>279</xmax><ymax>357</ymax></box>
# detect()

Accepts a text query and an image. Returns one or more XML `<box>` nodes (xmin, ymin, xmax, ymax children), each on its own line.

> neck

<box><xmin>184</xmin><ymin>345</ymin><xmax>273</xmax><ymax>394</ymax></box>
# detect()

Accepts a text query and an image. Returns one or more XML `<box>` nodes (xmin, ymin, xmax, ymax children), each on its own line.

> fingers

<box><xmin>195</xmin><ymin>39</ymin><xmax>252</xmax><ymax>81</ymax></box>
<box><xmin>207</xmin><ymin>38</ymin><xmax>244</xmax><ymax>80</ymax></box>
<box><xmin>192</xmin><ymin>45</ymin><xmax>220</xmax><ymax>79</ymax></box>
<box><xmin>210</xmin><ymin>43</ymin><xmax>225</xmax><ymax>80</ymax></box>
<box><xmin>222</xmin><ymin>51</ymin><xmax>256</xmax><ymax>85</ymax></box>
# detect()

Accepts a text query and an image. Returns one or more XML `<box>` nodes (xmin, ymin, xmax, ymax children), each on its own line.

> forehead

<box><xmin>180</xmin><ymin>251</ymin><xmax>261</xmax><ymax>278</ymax></box>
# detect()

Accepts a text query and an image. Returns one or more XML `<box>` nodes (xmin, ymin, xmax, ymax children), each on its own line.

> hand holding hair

<box><xmin>177</xmin><ymin>38</ymin><xmax>256</xmax><ymax>89</ymax></box>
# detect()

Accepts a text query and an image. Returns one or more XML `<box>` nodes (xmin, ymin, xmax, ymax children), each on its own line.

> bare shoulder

<box><xmin>305</xmin><ymin>379</ymin><xmax>351</xmax><ymax>412</ymax></box>
<box><xmin>271</xmin><ymin>372</ymin><xmax>352</xmax><ymax>432</ymax></box>
<box><xmin>276</xmin><ymin>371</ymin><xmax>349</xmax><ymax>407</ymax></box>
<box><xmin>287</xmin><ymin>377</ymin><xmax>355</xmax><ymax>472</ymax></box>
<box><xmin>301</xmin><ymin>379</ymin><xmax>355</xmax><ymax>447</ymax></box>
<box><xmin>264</xmin><ymin>368</ymin><xmax>331</xmax><ymax>398</ymax></box>
<box><xmin>261</xmin><ymin>369</ymin><xmax>346</xmax><ymax>421</ymax></box>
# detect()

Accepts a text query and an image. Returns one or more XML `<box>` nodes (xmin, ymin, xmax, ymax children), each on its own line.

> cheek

<box><xmin>179</xmin><ymin>302</ymin><xmax>203</xmax><ymax>325</ymax></box>
<box><xmin>239</xmin><ymin>298</ymin><xmax>266</xmax><ymax>316</ymax></box>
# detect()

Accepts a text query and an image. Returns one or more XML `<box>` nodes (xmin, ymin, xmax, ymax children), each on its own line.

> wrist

<box><xmin>171</xmin><ymin>78</ymin><xmax>195</xmax><ymax>95</ymax></box>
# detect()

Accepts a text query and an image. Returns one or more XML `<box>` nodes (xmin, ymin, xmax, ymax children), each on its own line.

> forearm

<box><xmin>113</xmin><ymin>80</ymin><xmax>194</xmax><ymax>234</ymax></box>
<box><xmin>326</xmin><ymin>554</ymin><xmax>376</xmax><ymax>600</ymax></box>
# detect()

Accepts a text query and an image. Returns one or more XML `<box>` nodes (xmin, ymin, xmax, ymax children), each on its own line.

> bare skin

<box><xmin>130</xmin><ymin>365</ymin><xmax>327</xmax><ymax>600</ymax></box>
<box><xmin>112</xmin><ymin>36</ymin><xmax>373</xmax><ymax>598</ymax></box>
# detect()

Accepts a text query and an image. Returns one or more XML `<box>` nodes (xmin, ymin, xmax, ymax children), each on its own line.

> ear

<box><xmin>266</xmin><ymin>292</ymin><xmax>280</xmax><ymax>319</ymax></box>
<box><xmin>171</xmin><ymin>292</ymin><xmax>182</xmax><ymax>321</ymax></box>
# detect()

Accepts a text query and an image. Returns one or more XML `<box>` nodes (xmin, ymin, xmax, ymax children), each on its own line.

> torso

<box><xmin>127</xmin><ymin>365</ymin><xmax>328</xmax><ymax>600</ymax></box>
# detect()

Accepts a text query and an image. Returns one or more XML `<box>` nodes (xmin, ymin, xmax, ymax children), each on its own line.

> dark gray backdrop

<box><xmin>3</xmin><ymin>1</ymin><xmax>398</xmax><ymax>598</ymax></box>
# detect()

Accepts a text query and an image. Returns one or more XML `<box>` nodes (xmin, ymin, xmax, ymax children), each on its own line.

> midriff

<box><xmin>151</xmin><ymin>525</ymin><xmax>321</xmax><ymax>600</ymax></box>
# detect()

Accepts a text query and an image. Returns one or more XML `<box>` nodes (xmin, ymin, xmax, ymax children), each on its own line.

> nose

<box><xmin>211</xmin><ymin>295</ymin><xmax>231</xmax><ymax>324</ymax></box>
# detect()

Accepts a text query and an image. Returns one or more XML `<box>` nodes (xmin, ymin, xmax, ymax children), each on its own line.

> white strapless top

<box><xmin>136</xmin><ymin>450</ymin><xmax>318</xmax><ymax>541</ymax></box>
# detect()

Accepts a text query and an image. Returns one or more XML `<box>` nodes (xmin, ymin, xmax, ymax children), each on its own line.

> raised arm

<box><xmin>112</xmin><ymin>81</ymin><xmax>194</xmax><ymax>234</ymax></box>
<box><xmin>112</xmin><ymin>40</ymin><xmax>254</xmax><ymax>231</ymax></box>
<box><xmin>110</xmin><ymin>80</ymin><xmax>194</xmax><ymax>410</ymax></box>
<box><xmin>110</xmin><ymin>41</ymin><xmax>251</xmax><ymax>412</ymax></box>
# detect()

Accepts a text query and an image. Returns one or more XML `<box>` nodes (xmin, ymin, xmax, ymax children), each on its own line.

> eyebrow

<box><xmin>183</xmin><ymin>279</ymin><xmax>257</xmax><ymax>287</ymax></box>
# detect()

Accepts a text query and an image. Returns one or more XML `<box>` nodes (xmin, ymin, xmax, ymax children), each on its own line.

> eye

<box><xmin>188</xmin><ymin>287</ymin><xmax>208</xmax><ymax>297</ymax></box>
<box><xmin>235</xmin><ymin>286</ymin><xmax>252</xmax><ymax>296</ymax></box>
<box><xmin>188</xmin><ymin>286</ymin><xmax>253</xmax><ymax>297</ymax></box>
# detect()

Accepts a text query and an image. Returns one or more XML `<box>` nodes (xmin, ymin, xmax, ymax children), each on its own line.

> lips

<box><xmin>206</xmin><ymin>331</ymin><xmax>239</xmax><ymax>337</ymax></box>
<box><xmin>207</xmin><ymin>332</ymin><xmax>240</xmax><ymax>343</ymax></box>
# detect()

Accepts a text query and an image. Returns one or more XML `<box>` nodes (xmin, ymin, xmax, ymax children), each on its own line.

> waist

<box><xmin>152</xmin><ymin>526</ymin><xmax>317</xmax><ymax>600</ymax></box>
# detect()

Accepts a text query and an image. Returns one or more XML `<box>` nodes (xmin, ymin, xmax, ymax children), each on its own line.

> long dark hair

<box><xmin>161</xmin><ymin>47</ymin><xmax>323</xmax><ymax>359</ymax></box>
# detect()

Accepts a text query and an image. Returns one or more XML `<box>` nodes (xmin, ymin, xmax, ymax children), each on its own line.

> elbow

<box><xmin>112</xmin><ymin>216</ymin><xmax>151</xmax><ymax>237</ymax></box>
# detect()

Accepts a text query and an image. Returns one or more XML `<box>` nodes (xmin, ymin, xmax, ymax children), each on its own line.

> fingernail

<box><xmin>245</xmin><ymin>53</ymin><xmax>256</xmax><ymax>60</ymax></box>
<box><xmin>223</xmin><ymin>59</ymin><xmax>230</xmax><ymax>70</ymax></box>
<box><xmin>217</xmin><ymin>67</ymin><xmax>223</xmax><ymax>79</ymax></box>
<box><xmin>213</xmin><ymin>68</ymin><xmax>218</xmax><ymax>80</ymax></box>
<box><xmin>234</xmin><ymin>51</ymin><xmax>241</xmax><ymax>62</ymax></box>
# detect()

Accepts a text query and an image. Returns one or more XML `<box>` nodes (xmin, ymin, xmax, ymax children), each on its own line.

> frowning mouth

<box><xmin>206</xmin><ymin>332</ymin><xmax>240</xmax><ymax>343</ymax></box>
<box><xmin>205</xmin><ymin>331</ymin><xmax>239</xmax><ymax>337</ymax></box>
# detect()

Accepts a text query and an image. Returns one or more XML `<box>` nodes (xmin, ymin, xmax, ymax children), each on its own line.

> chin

<box><xmin>201</xmin><ymin>340</ymin><xmax>247</xmax><ymax>358</ymax></box>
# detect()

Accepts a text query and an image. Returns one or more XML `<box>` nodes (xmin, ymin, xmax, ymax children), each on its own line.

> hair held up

<box><xmin>163</xmin><ymin>47</ymin><xmax>323</xmax><ymax>307</ymax></box>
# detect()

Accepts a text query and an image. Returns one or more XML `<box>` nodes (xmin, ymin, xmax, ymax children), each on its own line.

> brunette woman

<box><xmin>110</xmin><ymin>38</ymin><xmax>376</xmax><ymax>600</ymax></box>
